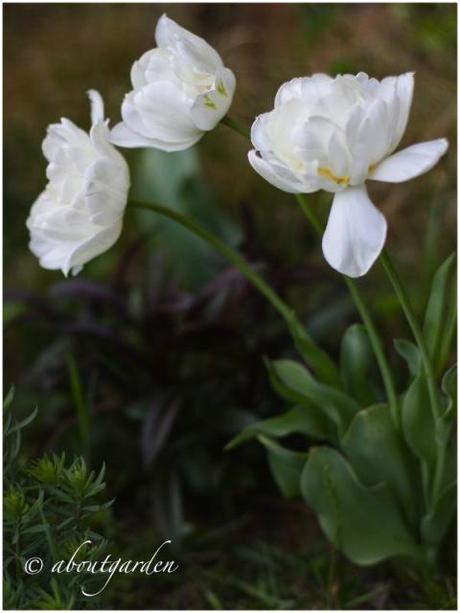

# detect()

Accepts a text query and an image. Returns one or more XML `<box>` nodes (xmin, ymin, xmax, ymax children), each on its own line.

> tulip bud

<box><xmin>27</xmin><ymin>90</ymin><xmax>130</xmax><ymax>276</ymax></box>
<box><xmin>248</xmin><ymin>72</ymin><xmax>448</xmax><ymax>277</ymax></box>
<box><xmin>111</xmin><ymin>14</ymin><xmax>236</xmax><ymax>151</ymax></box>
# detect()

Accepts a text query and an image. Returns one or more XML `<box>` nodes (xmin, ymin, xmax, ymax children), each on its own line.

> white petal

<box><xmin>83</xmin><ymin>159</ymin><xmax>129</xmax><ymax>225</ymax></box>
<box><xmin>87</xmin><ymin>89</ymin><xmax>105</xmax><ymax>125</ymax></box>
<box><xmin>358</xmin><ymin>99</ymin><xmax>393</xmax><ymax>166</ymax></box>
<box><xmin>155</xmin><ymin>14</ymin><xmax>223</xmax><ymax>73</ymax></box>
<box><xmin>110</xmin><ymin>122</ymin><xmax>161</xmax><ymax>148</ymax></box>
<box><xmin>190</xmin><ymin>68</ymin><xmax>236</xmax><ymax>130</ymax></box>
<box><xmin>112</xmin><ymin>85</ymin><xmax>203</xmax><ymax>152</ymax></box>
<box><xmin>250</xmin><ymin>112</ymin><xmax>273</xmax><ymax>152</ymax></box>
<box><xmin>322</xmin><ymin>184</ymin><xmax>387</xmax><ymax>278</ymax></box>
<box><xmin>63</xmin><ymin>220</ymin><xmax>123</xmax><ymax>276</ymax></box>
<box><xmin>131</xmin><ymin>50</ymin><xmax>157</xmax><ymax>89</ymax></box>
<box><xmin>89</xmin><ymin>123</ymin><xmax>124</xmax><ymax>164</ymax></box>
<box><xmin>274</xmin><ymin>74</ymin><xmax>332</xmax><ymax>107</ymax></box>
<box><xmin>248</xmin><ymin>150</ymin><xmax>306</xmax><ymax>194</ymax></box>
<box><xmin>387</xmin><ymin>72</ymin><xmax>414</xmax><ymax>152</ymax></box>
<box><xmin>123</xmin><ymin>83</ymin><xmax>202</xmax><ymax>149</ymax></box>
<box><xmin>369</xmin><ymin>138</ymin><xmax>448</xmax><ymax>183</ymax></box>
<box><xmin>327</xmin><ymin>131</ymin><xmax>350</xmax><ymax>178</ymax></box>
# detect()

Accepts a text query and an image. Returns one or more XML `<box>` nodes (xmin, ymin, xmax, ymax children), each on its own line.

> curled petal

<box><xmin>248</xmin><ymin>150</ymin><xmax>306</xmax><ymax>194</ymax></box>
<box><xmin>322</xmin><ymin>185</ymin><xmax>387</xmax><ymax>278</ymax></box>
<box><xmin>87</xmin><ymin>89</ymin><xmax>105</xmax><ymax>125</ymax></box>
<box><xmin>63</xmin><ymin>220</ymin><xmax>123</xmax><ymax>276</ymax></box>
<box><xmin>383</xmin><ymin>72</ymin><xmax>415</xmax><ymax>152</ymax></box>
<box><xmin>110</xmin><ymin>122</ymin><xmax>163</xmax><ymax>148</ymax></box>
<box><xmin>369</xmin><ymin>138</ymin><xmax>448</xmax><ymax>183</ymax></box>
<box><xmin>155</xmin><ymin>13</ymin><xmax>223</xmax><ymax>72</ymax></box>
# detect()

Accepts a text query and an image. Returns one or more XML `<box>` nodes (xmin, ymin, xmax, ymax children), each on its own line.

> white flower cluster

<box><xmin>27</xmin><ymin>14</ymin><xmax>448</xmax><ymax>278</ymax></box>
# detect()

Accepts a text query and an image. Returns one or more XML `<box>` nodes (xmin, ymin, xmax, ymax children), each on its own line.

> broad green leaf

<box><xmin>286</xmin><ymin>311</ymin><xmax>342</xmax><ymax>389</ymax></box>
<box><xmin>300</xmin><ymin>447</ymin><xmax>422</xmax><ymax>565</ymax></box>
<box><xmin>258</xmin><ymin>435</ymin><xmax>307</xmax><ymax>498</ymax></box>
<box><xmin>342</xmin><ymin>404</ymin><xmax>421</xmax><ymax>529</ymax></box>
<box><xmin>423</xmin><ymin>253</ymin><xmax>456</xmax><ymax>363</ymax></box>
<box><xmin>394</xmin><ymin>339</ymin><xmax>422</xmax><ymax>378</ymax></box>
<box><xmin>269</xmin><ymin>360</ymin><xmax>360</xmax><ymax>437</ymax></box>
<box><xmin>226</xmin><ymin>405</ymin><xmax>335</xmax><ymax>450</ymax></box>
<box><xmin>340</xmin><ymin>324</ymin><xmax>376</xmax><ymax>404</ymax></box>
<box><xmin>421</xmin><ymin>480</ymin><xmax>456</xmax><ymax>546</ymax></box>
<box><xmin>401</xmin><ymin>375</ymin><xmax>435</xmax><ymax>464</ymax></box>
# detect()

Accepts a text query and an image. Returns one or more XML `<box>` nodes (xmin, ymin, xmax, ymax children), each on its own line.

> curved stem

<box><xmin>128</xmin><ymin>200</ymin><xmax>292</xmax><ymax>322</ymax></box>
<box><xmin>221</xmin><ymin>115</ymin><xmax>401</xmax><ymax>426</ymax></box>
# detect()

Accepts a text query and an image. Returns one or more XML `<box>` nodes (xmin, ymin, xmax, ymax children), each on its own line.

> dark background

<box><xmin>4</xmin><ymin>3</ymin><xmax>456</xmax><ymax>609</ymax></box>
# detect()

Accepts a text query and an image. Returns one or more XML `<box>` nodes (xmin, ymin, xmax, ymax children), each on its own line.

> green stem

<box><xmin>380</xmin><ymin>250</ymin><xmax>442</xmax><ymax>420</ymax></box>
<box><xmin>344</xmin><ymin>278</ymin><xmax>401</xmax><ymax>426</ymax></box>
<box><xmin>380</xmin><ymin>249</ymin><xmax>445</xmax><ymax>502</ymax></box>
<box><xmin>220</xmin><ymin>116</ymin><xmax>250</xmax><ymax>140</ymax></box>
<box><xmin>66</xmin><ymin>353</ymin><xmax>90</xmax><ymax>464</ymax></box>
<box><xmin>295</xmin><ymin>194</ymin><xmax>323</xmax><ymax>234</ymax></box>
<box><xmin>221</xmin><ymin>116</ymin><xmax>400</xmax><ymax>426</ymax></box>
<box><xmin>295</xmin><ymin>194</ymin><xmax>401</xmax><ymax>429</ymax></box>
<box><xmin>128</xmin><ymin>200</ymin><xmax>292</xmax><ymax>322</ymax></box>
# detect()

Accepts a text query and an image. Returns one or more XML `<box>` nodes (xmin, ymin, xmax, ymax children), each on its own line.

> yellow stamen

<box><xmin>318</xmin><ymin>167</ymin><xmax>350</xmax><ymax>186</ymax></box>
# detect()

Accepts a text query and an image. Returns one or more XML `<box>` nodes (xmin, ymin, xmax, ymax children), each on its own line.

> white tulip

<box><xmin>248</xmin><ymin>72</ymin><xmax>448</xmax><ymax>277</ymax></box>
<box><xmin>27</xmin><ymin>90</ymin><xmax>130</xmax><ymax>276</ymax></box>
<box><xmin>110</xmin><ymin>14</ymin><xmax>236</xmax><ymax>152</ymax></box>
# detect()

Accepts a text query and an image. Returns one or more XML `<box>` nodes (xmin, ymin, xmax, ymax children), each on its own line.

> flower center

<box><xmin>318</xmin><ymin>167</ymin><xmax>350</xmax><ymax>186</ymax></box>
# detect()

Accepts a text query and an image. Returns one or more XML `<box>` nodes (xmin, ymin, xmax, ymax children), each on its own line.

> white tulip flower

<box><xmin>248</xmin><ymin>72</ymin><xmax>448</xmax><ymax>277</ymax></box>
<box><xmin>27</xmin><ymin>90</ymin><xmax>130</xmax><ymax>276</ymax></box>
<box><xmin>110</xmin><ymin>14</ymin><xmax>236</xmax><ymax>151</ymax></box>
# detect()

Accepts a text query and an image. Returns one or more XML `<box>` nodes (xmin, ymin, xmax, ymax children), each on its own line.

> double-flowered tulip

<box><xmin>248</xmin><ymin>72</ymin><xmax>448</xmax><ymax>277</ymax></box>
<box><xmin>27</xmin><ymin>91</ymin><xmax>130</xmax><ymax>276</ymax></box>
<box><xmin>111</xmin><ymin>14</ymin><xmax>236</xmax><ymax>151</ymax></box>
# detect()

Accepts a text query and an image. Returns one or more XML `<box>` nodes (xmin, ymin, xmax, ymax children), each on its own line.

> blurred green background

<box><xmin>4</xmin><ymin>3</ymin><xmax>457</xmax><ymax>609</ymax></box>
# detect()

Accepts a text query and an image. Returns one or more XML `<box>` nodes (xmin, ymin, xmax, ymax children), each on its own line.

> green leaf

<box><xmin>441</xmin><ymin>364</ymin><xmax>457</xmax><ymax>416</ymax></box>
<box><xmin>342</xmin><ymin>404</ymin><xmax>421</xmax><ymax>528</ymax></box>
<box><xmin>3</xmin><ymin>386</ymin><xmax>15</xmax><ymax>411</ymax></box>
<box><xmin>269</xmin><ymin>360</ymin><xmax>360</xmax><ymax>437</ymax></box>
<box><xmin>8</xmin><ymin>406</ymin><xmax>38</xmax><ymax>435</ymax></box>
<box><xmin>436</xmin><ymin>279</ymin><xmax>456</xmax><ymax>375</ymax></box>
<box><xmin>423</xmin><ymin>253</ymin><xmax>456</xmax><ymax>363</ymax></box>
<box><xmin>300</xmin><ymin>447</ymin><xmax>422</xmax><ymax>565</ymax></box>
<box><xmin>401</xmin><ymin>374</ymin><xmax>435</xmax><ymax>464</ymax></box>
<box><xmin>394</xmin><ymin>339</ymin><xmax>422</xmax><ymax>378</ymax></box>
<box><xmin>258</xmin><ymin>435</ymin><xmax>307</xmax><ymax>498</ymax></box>
<box><xmin>340</xmin><ymin>324</ymin><xmax>376</xmax><ymax>404</ymax></box>
<box><xmin>286</xmin><ymin>312</ymin><xmax>343</xmax><ymax>389</ymax></box>
<box><xmin>226</xmin><ymin>405</ymin><xmax>334</xmax><ymax>450</ymax></box>
<box><xmin>421</xmin><ymin>480</ymin><xmax>456</xmax><ymax>546</ymax></box>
